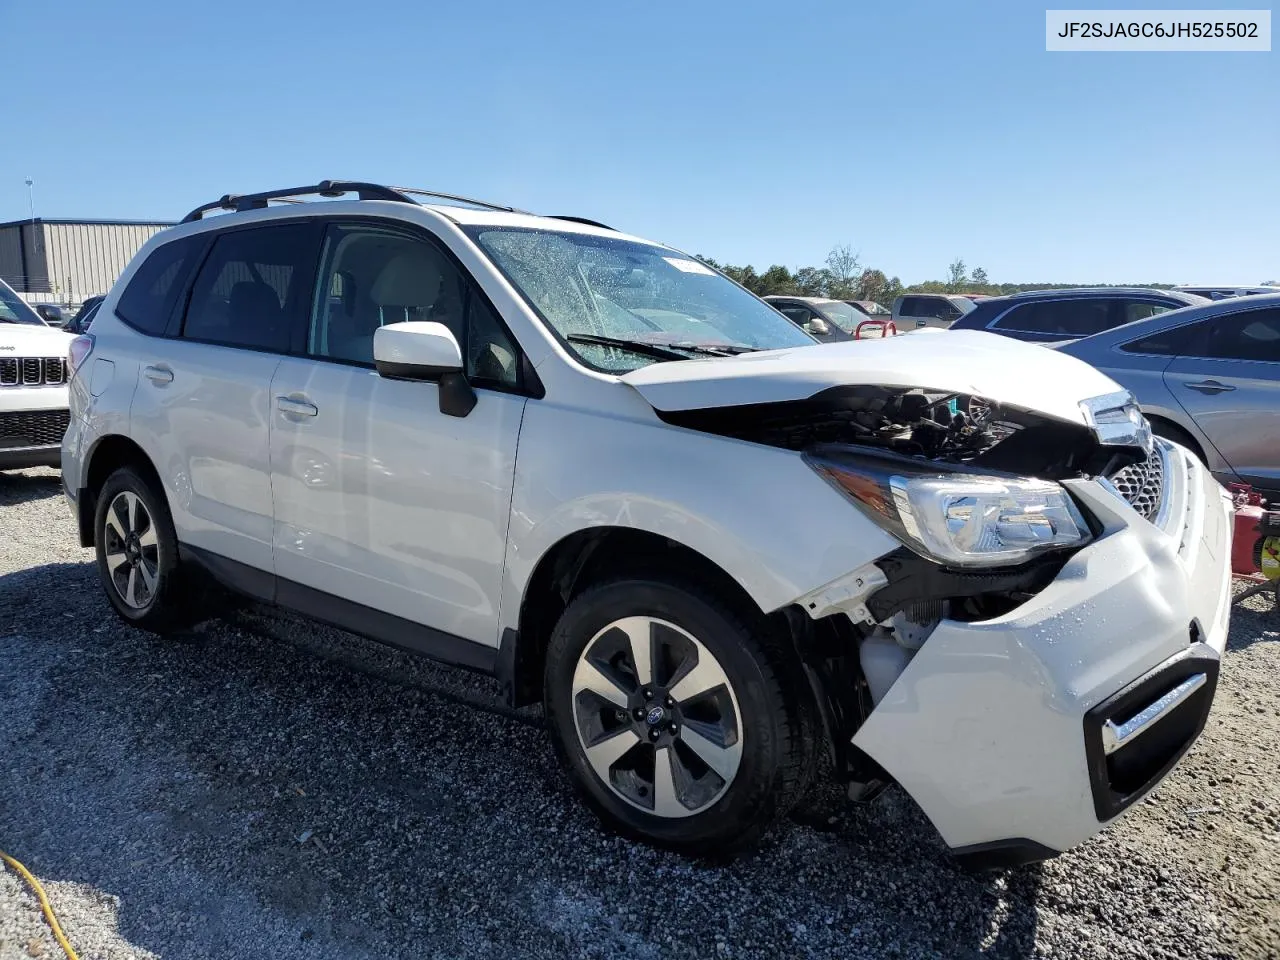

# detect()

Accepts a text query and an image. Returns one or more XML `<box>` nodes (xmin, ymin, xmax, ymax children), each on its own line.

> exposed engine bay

<box><xmin>658</xmin><ymin>384</ymin><xmax>1145</xmax><ymax>480</ymax></box>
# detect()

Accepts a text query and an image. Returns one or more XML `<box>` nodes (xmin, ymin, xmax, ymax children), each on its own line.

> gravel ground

<box><xmin>1</xmin><ymin>465</ymin><xmax>1277</xmax><ymax>960</ymax></box>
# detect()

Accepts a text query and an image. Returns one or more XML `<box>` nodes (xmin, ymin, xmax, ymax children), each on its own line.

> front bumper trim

<box><xmin>1101</xmin><ymin>671</ymin><xmax>1208</xmax><ymax>756</ymax></box>
<box><xmin>1083</xmin><ymin>644</ymin><xmax>1220</xmax><ymax>822</ymax></box>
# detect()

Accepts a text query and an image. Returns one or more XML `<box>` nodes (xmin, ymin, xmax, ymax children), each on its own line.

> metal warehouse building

<box><xmin>0</xmin><ymin>218</ymin><xmax>175</xmax><ymax>308</ymax></box>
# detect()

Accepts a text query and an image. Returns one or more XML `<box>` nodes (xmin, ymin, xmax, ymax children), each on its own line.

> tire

<box><xmin>93</xmin><ymin>466</ymin><xmax>198</xmax><ymax>633</ymax></box>
<box><xmin>544</xmin><ymin>577</ymin><xmax>815</xmax><ymax>856</ymax></box>
<box><xmin>1150</xmin><ymin>418</ymin><xmax>1206</xmax><ymax>465</ymax></box>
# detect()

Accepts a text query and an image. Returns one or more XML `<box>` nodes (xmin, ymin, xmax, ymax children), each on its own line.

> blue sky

<box><xmin>2</xmin><ymin>1</ymin><xmax>1276</xmax><ymax>284</ymax></box>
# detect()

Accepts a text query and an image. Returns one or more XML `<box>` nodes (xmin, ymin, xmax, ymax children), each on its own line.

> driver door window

<box><xmin>309</xmin><ymin>224</ymin><xmax>520</xmax><ymax>388</ymax></box>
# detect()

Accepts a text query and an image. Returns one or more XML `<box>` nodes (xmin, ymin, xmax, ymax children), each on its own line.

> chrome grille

<box><xmin>1108</xmin><ymin>454</ymin><xmax>1165</xmax><ymax>521</ymax></box>
<box><xmin>0</xmin><ymin>357</ymin><xmax>67</xmax><ymax>387</ymax></box>
<box><xmin>43</xmin><ymin>358</ymin><xmax>66</xmax><ymax>384</ymax></box>
<box><xmin>0</xmin><ymin>409</ymin><xmax>71</xmax><ymax>447</ymax></box>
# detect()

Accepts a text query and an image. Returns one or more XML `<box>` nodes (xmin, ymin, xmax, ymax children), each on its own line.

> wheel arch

<box><xmin>77</xmin><ymin>434</ymin><xmax>163</xmax><ymax>547</ymax></box>
<box><xmin>1142</xmin><ymin>410</ymin><xmax>1210</xmax><ymax>466</ymax></box>
<box><xmin>502</xmin><ymin>527</ymin><xmax>770</xmax><ymax>708</ymax></box>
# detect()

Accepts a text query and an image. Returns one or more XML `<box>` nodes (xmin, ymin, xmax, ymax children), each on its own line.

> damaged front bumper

<box><xmin>845</xmin><ymin>439</ymin><xmax>1234</xmax><ymax>866</ymax></box>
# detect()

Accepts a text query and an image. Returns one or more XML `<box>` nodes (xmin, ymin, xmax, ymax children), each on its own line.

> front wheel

<box><xmin>544</xmin><ymin>578</ymin><xmax>814</xmax><ymax>856</ymax></box>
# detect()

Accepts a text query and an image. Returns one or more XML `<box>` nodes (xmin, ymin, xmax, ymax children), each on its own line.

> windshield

<box><xmin>0</xmin><ymin>280</ymin><xmax>45</xmax><ymax>325</ymax></box>
<box><xmin>467</xmin><ymin>227</ymin><xmax>815</xmax><ymax>371</ymax></box>
<box><xmin>809</xmin><ymin>300</ymin><xmax>865</xmax><ymax>332</ymax></box>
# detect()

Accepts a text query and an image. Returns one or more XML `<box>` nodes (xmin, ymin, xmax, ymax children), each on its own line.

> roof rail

<box><xmin>391</xmin><ymin>186</ymin><xmax>522</xmax><ymax>214</ymax></box>
<box><xmin>180</xmin><ymin>180</ymin><xmax>416</xmax><ymax>223</ymax></box>
<box><xmin>547</xmin><ymin>215</ymin><xmax>615</xmax><ymax>231</ymax></box>
<box><xmin>178</xmin><ymin>180</ymin><xmax>614</xmax><ymax>230</ymax></box>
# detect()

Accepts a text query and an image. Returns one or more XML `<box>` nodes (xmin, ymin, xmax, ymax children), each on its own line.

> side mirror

<box><xmin>373</xmin><ymin>321</ymin><xmax>475</xmax><ymax>418</ymax></box>
<box><xmin>35</xmin><ymin>304</ymin><xmax>65</xmax><ymax>325</ymax></box>
<box><xmin>804</xmin><ymin>318</ymin><xmax>830</xmax><ymax>336</ymax></box>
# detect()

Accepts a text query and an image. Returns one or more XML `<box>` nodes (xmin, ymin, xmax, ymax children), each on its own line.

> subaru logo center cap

<box><xmin>645</xmin><ymin>705</ymin><xmax>665</xmax><ymax>726</ymax></box>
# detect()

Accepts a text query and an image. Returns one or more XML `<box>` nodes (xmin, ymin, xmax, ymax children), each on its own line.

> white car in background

<box><xmin>0</xmin><ymin>277</ymin><xmax>74</xmax><ymax>470</ymax></box>
<box><xmin>62</xmin><ymin>181</ymin><xmax>1232</xmax><ymax>869</ymax></box>
<box><xmin>1174</xmin><ymin>283</ymin><xmax>1280</xmax><ymax>301</ymax></box>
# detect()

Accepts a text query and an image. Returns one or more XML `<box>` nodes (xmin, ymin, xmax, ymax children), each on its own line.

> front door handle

<box><xmin>143</xmin><ymin>364</ymin><xmax>173</xmax><ymax>384</ymax></box>
<box><xmin>1184</xmin><ymin>379</ymin><xmax>1235</xmax><ymax>394</ymax></box>
<box><xmin>276</xmin><ymin>396</ymin><xmax>319</xmax><ymax>418</ymax></box>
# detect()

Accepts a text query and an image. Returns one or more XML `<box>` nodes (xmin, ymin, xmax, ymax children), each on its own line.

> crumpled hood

<box><xmin>0</xmin><ymin>323</ymin><xmax>75</xmax><ymax>354</ymax></box>
<box><xmin>621</xmin><ymin>329</ymin><xmax>1122</xmax><ymax>425</ymax></box>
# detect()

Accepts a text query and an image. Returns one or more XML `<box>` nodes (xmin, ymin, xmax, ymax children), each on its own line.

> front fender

<box><xmin>498</xmin><ymin>398</ymin><xmax>900</xmax><ymax>636</ymax></box>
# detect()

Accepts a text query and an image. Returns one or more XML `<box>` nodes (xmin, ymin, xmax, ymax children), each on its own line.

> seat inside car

<box><xmin>228</xmin><ymin>281</ymin><xmax>287</xmax><ymax>348</ymax></box>
<box><xmin>372</xmin><ymin>251</ymin><xmax>457</xmax><ymax>328</ymax></box>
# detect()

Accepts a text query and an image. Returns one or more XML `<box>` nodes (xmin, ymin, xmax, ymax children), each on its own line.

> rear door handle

<box><xmin>1184</xmin><ymin>379</ymin><xmax>1235</xmax><ymax>394</ymax></box>
<box><xmin>276</xmin><ymin>396</ymin><xmax>319</xmax><ymax>418</ymax></box>
<box><xmin>143</xmin><ymin>364</ymin><xmax>173</xmax><ymax>384</ymax></box>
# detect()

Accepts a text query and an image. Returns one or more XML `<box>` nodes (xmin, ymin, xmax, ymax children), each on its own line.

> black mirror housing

<box><xmin>35</xmin><ymin>303</ymin><xmax>65</xmax><ymax>325</ymax></box>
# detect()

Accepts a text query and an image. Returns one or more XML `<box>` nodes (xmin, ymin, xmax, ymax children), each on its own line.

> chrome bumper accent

<box><xmin>1101</xmin><ymin>672</ymin><xmax>1208</xmax><ymax>756</ymax></box>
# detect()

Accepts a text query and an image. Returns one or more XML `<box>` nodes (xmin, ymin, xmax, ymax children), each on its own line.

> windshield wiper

<box><xmin>566</xmin><ymin>333</ymin><xmax>756</xmax><ymax>361</ymax></box>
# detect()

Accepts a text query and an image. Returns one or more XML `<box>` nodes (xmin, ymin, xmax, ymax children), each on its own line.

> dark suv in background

<box><xmin>950</xmin><ymin>287</ymin><xmax>1206</xmax><ymax>343</ymax></box>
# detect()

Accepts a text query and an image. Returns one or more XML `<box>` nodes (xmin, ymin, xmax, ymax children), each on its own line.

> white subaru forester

<box><xmin>62</xmin><ymin>181</ymin><xmax>1234</xmax><ymax>869</ymax></box>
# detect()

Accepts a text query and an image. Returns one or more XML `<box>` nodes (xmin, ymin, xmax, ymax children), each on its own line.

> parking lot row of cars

<box><xmin>763</xmin><ymin>285</ymin><xmax>1279</xmax><ymax>499</ymax></box>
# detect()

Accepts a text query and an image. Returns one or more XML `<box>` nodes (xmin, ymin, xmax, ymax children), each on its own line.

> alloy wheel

<box><xmin>102</xmin><ymin>491</ymin><xmax>159</xmax><ymax>610</ymax></box>
<box><xmin>571</xmin><ymin>616</ymin><xmax>742</xmax><ymax>818</ymax></box>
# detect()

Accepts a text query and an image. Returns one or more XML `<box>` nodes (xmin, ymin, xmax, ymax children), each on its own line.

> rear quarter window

<box><xmin>116</xmin><ymin>234</ymin><xmax>206</xmax><ymax>336</ymax></box>
<box><xmin>1120</xmin><ymin>322</ymin><xmax>1198</xmax><ymax>356</ymax></box>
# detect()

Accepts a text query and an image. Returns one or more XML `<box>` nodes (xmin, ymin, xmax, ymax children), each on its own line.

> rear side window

<box><xmin>898</xmin><ymin>296</ymin><xmax>921</xmax><ymax>315</ymax></box>
<box><xmin>1199</xmin><ymin>308</ymin><xmax>1280</xmax><ymax>362</ymax></box>
<box><xmin>993</xmin><ymin>299</ymin><xmax>1114</xmax><ymax>337</ymax></box>
<box><xmin>181</xmin><ymin>224</ymin><xmax>319</xmax><ymax>352</ymax></box>
<box><xmin>914</xmin><ymin>297</ymin><xmax>959</xmax><ymax>321</ymax></box>
<box><xmin>115</xmin><ymin>235</ymin><xmax>205</xmax><ymax>336</ymax></box>
<box><xmin>937</xmin><ymin>299</ymin><xmax>963</xmax><ymax>321</ymax></box>
<box><xmin>1120</xmin><ymin>322</ymin><xmax>1198</xmax><ymax>356</ymax></box>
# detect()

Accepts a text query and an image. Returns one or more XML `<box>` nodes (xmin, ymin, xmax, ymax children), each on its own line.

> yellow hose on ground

<box><xmin>0</xmin><ymin>850</ymin><xmax>81</xmax><ymax>960</ymax></box>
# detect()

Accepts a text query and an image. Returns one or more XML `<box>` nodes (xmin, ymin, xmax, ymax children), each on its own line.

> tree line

<box><xmin>694</xmin><ymin>246</ymin><xmax>1181</xmax><ymax>304</ymax></box>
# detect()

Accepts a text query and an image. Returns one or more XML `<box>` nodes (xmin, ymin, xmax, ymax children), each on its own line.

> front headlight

<box><xmin>807</xmin><ymin>449</ymin><xmax>1090</xmax><ymax>568</ymax></box>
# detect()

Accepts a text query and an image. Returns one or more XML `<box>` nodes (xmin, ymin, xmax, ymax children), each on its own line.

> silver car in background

<box><xmin>1059</xmin><ymin>293</ymin><xmax>1280</xmax><ymax>497</ymax></box>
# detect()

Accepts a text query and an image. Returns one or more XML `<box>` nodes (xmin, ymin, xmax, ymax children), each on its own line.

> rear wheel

<box><xmin>94</xmin><ymin>466</ymin><xmax>198</xmax><ymax>633</ymax></box>
<box><xmin>544</xmin><ymin>578</ymin><xmax>814</xmax><ymax>855</ymax></box>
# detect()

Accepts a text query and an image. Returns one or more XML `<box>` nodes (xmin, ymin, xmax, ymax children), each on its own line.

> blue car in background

<box><xmin>951</xmin><ymin>287</ymin><xmax>1206</xmax><ymax>343</ymax></box>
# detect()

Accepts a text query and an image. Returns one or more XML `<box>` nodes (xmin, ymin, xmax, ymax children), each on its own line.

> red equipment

<box><xmin>855</xmin><ymin>319</ymin><xmax>897</xmax><ymax>339</ymax></box>
<box><xmin>1229</xmin><ymin>483</ymin><xmax>1267</xmax><ymax>576</ymax></box>
<box><xmin>1228</xmin><ymin>483</ymin><xmax>1280</xmax><ymax>607</ymax></box>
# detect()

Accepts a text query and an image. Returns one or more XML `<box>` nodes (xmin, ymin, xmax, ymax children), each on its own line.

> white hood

<box><xmin>621</xmin><ymin>329</ymin><xmax>1122</xmax><ymax>425</ymax></box>
<box><xmin>0</xmin><ymin>322</ymin><xmax>75</xmax><ymax>355</ymax></box>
